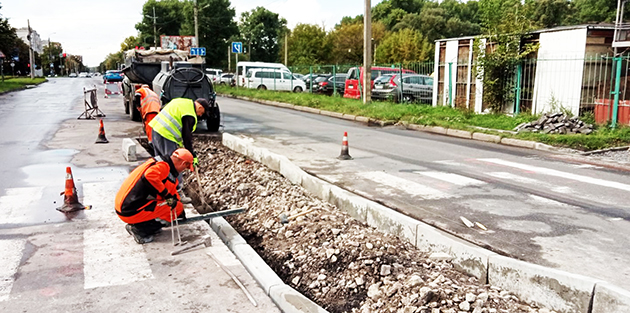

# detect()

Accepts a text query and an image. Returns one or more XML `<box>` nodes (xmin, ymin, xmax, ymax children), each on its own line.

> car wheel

<box><xmin>403</xmin><ymin>95</ymin><xmax>413</xmax><ymax>103</ymax></box>
<box><xmin>293</xmin><ymin>86</ymin><xmax>303</xmax><ymax>93</ymax></box>
<box><xmin>257</xmin><ymin>85</ymin><xmax>267</xmax><ymax>90</ymax></box>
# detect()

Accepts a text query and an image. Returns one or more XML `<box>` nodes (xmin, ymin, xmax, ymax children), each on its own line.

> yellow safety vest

<box><xmin>149</xmin><ymin>98</ymin><xmax>197</xmax><ymax>146</ymax></box>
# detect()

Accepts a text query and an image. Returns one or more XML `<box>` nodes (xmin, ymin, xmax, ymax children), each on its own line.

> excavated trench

<box><xmin>184</xmin><ymin>138</ymin><xmax>550</xmax><ymax>313</ymax></box>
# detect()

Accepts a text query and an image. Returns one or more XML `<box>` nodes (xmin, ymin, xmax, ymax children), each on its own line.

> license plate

<box><xmin>375</xmin><ymin>85</ymin><xmax>383</xmax><ymax>89</ymax></box>
<box><xmin>348</xmin><ymin>85</ymin><xmax>353</xmax><ymax>89</ymax></box>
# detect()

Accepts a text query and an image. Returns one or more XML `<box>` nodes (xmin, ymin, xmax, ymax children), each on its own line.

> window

<box><xmin>348</xmin><ymin>68</ymin><xmax>358</xmax><ymax>80</ymax></box>
<box><xmin>282</xmin><ymin>72</ymin><xmax>292</xmax><ymax>80</ymax></box>
<box><xmin>403</xmin><ymin>77</ymin><xmax>411</xmax><ymax>84</ymax></box>
<box><xmin>424</xmin><ymin>77</ymin><xmax>434</xmax><ymax>86</ymax></box>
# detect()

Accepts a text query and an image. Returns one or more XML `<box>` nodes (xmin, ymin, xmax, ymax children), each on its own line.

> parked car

<box><xmin>344</xmin><ymin>66</ymin><xmax>415</xmax><ymax>99</ymax></box>
<box><xmin>219</xmin><ymin>73</ymin><xmax>234</xmax><ymax>85</ymax></box>
<box><xmin>78</xmin><ymin>72</ymin><xmax>88</xmax><ymax>78</ymax></box>
<box><xmin>293</xmin><ymin>73</ymin><xmax>305</xmax><ymax>81</ymax></box>
<box><xmin>372</xmin><ymin>74</ymin><xmax>433</xmax><ymax>103</ymax></box>
<box><xmin>312</xmin><ymin>75</ymin><xmax>331</xmax><ymax>93</ymax></box>
<box><xmin>304</xmin><ymin>74</ymin><xmax>330</xmax><ymax>92</ymax></box>
<box><xmin>246</xmin><ymin>68</ymin><xmax>306</xmax><ymax>92</ymax></box>
<box><xmin>69</xmin><ymin>72</ymin><xmax>78</xmax><ymax>78</ymax></box>
<box><xmin>319</xmin><ymin>74</ymin><xmax>347</xmax><ymax>96</ymax></box>
<box><xmin>205</xmin><ymin>68</ymin><xmax>222</xmax><ymax>84</ymax></box>
<box><xmin>103</xmin><ymin>70</ymin><xmax>123</xmax><ymax>83</ymax></box>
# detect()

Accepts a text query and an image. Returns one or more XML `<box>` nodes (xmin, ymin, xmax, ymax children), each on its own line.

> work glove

<box><xmin>193</xmin><ymin>157</ymin><xmax>199</xmax><ymax>168</ymax></box>
<box><xmin>165</xmin><ymin>194</ymin><xmax>178</xmax><ymax>209</ymax></box>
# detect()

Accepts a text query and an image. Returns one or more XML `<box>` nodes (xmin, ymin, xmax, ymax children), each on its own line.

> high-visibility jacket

<box><xmin>115</xmin><ymin>156</ymin><xmax>180</xmax><ymax>221</ymax></box>
<box><xmin>135</xmin><ymin>87</ymin><xmax>160</xmax><ymax>119</ymax></box>
<box><xmin>149</xmin><ymin>98</ymin><xmax>198</xmax><ymax>146</ymax></box>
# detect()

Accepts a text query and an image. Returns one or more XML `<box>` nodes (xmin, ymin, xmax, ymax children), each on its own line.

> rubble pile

<box><xmin>514</xmin><ymin>113</ymin><xmax>593</xmax><ymax>135</ymax></box>
<box><xmin>185</xmin><ymin>139</ymin><xmax>553</xmax><ymax>313</ymax></box>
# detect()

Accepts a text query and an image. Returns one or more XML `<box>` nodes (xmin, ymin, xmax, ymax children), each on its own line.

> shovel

<box><xmin>194</xmin><ymin>166</ymin><xmax>212</xmax><ymax>212</ymax></box>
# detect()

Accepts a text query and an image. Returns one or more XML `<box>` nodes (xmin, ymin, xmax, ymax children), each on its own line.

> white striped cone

<box><xmin>338</xmin><ymin>131</ymin><xmax>353</xmax><ymax>160</ymax></box>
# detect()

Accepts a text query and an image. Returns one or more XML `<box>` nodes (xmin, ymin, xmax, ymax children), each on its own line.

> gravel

<box><xmin>184</xmin><ymin>138</ymin><xmax>556</xmax><ymax>313</ymax></box>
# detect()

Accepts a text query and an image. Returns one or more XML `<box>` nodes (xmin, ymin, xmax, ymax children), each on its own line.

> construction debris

<box><xmin>514</xmin><ymin>113</ymin><xmax>594</xmax><ymax>135</ymax></box>
<box><xmin>186</xmin><ymin>139</ymin><xmax>552</xmax><ymax>313</ymax></box>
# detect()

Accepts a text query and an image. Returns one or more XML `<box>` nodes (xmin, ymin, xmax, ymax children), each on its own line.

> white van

<box><xmin>205</xmin><ymin>68</ymin><xmax>222</xmax><ymax>84</ymax></box>
<box><xmin>247</xmin><ymin>68</ymin><xmax>305</xmax><ymax>92</ymax></box>
<box><xmin>236</xmin><ymin>61</ymin><xmax>289</xmax><ymax>87</ymax></box>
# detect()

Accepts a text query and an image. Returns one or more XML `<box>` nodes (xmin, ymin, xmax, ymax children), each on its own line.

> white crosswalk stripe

<box><xmin>487</xmin><ymin>172</ymin><xmax>574</xmax><ymax>194</ymax></box>
<box><xmin>357</xmin><ymin>171</ymin><xmax>449</xmax><ymax>199</ymax></box>
<box><xmin>414</xmin><ymin>171</ymin><xmax>485</xmax><ymax>186</ymax></box>
<box><xmin>0</xmin><ymin>239</ymin><xmax>26</xmax><ymax>302</ymax></box>
<box><xmin>0</xmin><ymin>187</ymin><xmax>44</xmax><ymax>224</ymax></box>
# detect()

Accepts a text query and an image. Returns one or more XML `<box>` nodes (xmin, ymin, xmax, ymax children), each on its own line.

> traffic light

<box><xmin>27</xmin><ymin>63</ymin><xmax>30</xmax><ymax>68</ymax></box>
<box><xmin>62</xmin><ymin>53</ymin><xmax>66</xmax><ymax>58</ymax></box>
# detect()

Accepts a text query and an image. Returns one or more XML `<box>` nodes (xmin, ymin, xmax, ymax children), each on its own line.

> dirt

<box><xmin>185</xmin><ymin>138</ymin><xmax>555</xmax><ymax>313</ymax></box>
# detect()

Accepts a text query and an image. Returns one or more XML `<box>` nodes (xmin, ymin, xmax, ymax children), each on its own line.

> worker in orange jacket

<box><xmin>134</xmin><ymin>84</ymin><xmax>161</xmax><ymax>141</ymax></box>
<box><xmin>115</xmin><ymin>148</ymin><xmax>194</xmax><ymax>244</ymax></box>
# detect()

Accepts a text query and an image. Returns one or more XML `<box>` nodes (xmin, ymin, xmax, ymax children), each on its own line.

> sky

<box><xmin>1</xmin><ymin>0</ymin><xmax>382</xmax><ymax>67</ymax></box>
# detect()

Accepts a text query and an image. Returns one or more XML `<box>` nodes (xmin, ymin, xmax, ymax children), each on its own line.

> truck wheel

<box><xmin>124</xmin><ymin>98</ymin><xmax>130</xmax><ymax>114</ymax></box>
<box><xmin>205</xmin><ymin>105</ymin><xmax>221</xmax><ymax>132</ymax></box>
<box><xmin>131</xmin><ymin>105</ymin><xmax>142</xmax><ymax>122</ymax></box>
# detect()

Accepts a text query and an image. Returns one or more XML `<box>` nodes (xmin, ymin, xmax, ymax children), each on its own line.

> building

<box><xmin>16</xmin><ymin>27</ymin><xmax>43</xmax><ymax>54</ymax></box>
<box><xmin>433</xmin><ymin>24</ymin><xmax>618</xmax><ymax>117</ymax></box>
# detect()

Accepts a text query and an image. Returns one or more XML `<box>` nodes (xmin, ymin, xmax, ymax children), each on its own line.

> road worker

<box><xmin>115</xmin><ymin>148</ymin><xmax>194</xmax><ymax>244</ymax></box>
<box><xmin>149</xmin><ymin>97</ymin><xmax>209</xmax><ymax>201</ymax></box>
<box><xmin>134</xmin><ymin>84</ymin><xmax>161</xmax><ymax>141</ymax></box>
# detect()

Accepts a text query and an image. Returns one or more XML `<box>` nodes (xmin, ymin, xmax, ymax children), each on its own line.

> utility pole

<box><xmin>194</xmin><ymin>0</ymin><xmax>199</xmax><ymax>48</ymax></box>
<box><xmin>146</xmin><ymin>7</ymin><xmax>158</xmax><ymax>48</ymax></box>
<box><xmin>27</xmin><ymin>19</ymin><xmax>34</xmax><ymax>79</ymax></box>
<box><xmin>284</xmin><ymin>33</ymin><xmax>288</xmax><ymax>66</ymax></box>
<box><xmin>228</xmin><ymin>45</ymin><xmax>231</xmax><ymax>72</ymax></box>
<box><xmin>363</xmin><ymin>0</ymin><xmax>372</xmax><ymax>104</ymax></box>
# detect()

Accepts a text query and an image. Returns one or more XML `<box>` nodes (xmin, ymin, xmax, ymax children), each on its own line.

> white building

<box><xmin>433</xmin><ymin>24</ymin><xmax>617</xmax><ymax>116</ymax></box>
<box><xmin>16</xmin><ymin>27</ymin><xmax>43</xmax><ymax>54</ymax></box>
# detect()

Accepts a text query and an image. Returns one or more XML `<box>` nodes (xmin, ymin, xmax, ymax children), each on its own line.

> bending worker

<box><xmin>134</xmin><ymin>84</ymin><xmax>161</xmax><ymax>141</ymax></box>
<box><xmin>149</xmin><ymin>97</ymin><xmax>209</xmax><ymax>200</ymax></box>
<box><xmin>115</xmin><ymin>148</ymin><xmax>194</xmax><ymax>244</ymax></box>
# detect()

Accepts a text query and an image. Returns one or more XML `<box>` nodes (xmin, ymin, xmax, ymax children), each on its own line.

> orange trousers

<box><xmin>118</xmin><ymin>200</ymin><xmax>183</xmax><ymax>225</ymax></box>
<box><xmin>143</xmin><ymin>112</ymin><xmax>158</xmax><ymax>142</ymax></box>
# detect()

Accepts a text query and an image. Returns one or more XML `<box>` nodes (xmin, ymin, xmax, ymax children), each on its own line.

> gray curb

<box><xmin>220</xmin><ymin>132</ymin><xmax>630</xmax><ymax>313</ymax></box>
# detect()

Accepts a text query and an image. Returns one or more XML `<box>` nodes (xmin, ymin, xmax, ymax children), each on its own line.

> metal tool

<box><xmin>171</xmin><ymin>236</ymin><xmax>212</xmax><ymax>256</ymax></box>
<box><xmin>171</xmin><ymin>206</ymin><xmax>186</xmax><ymax>246</ymax></box>
<box><xmin>194</xmin><ymin>167</ymin><xmax>211</xmax><ymax>212</ymax></box>
<box><xmin>207</xmin><ymin>250</ymin><xmax>257</xmax><ymax>307</ymax></box>
<box><xmin>174</xmin><ymin>207</ymin><xmax>246</xmax><ymax>225</ymax></box>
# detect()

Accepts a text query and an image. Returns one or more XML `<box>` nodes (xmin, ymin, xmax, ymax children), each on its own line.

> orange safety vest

<box><xmin>136</xmin><ymin>87</ymin><xmax>161</xmax><ymax>119</ymax></box>
<box><xmin>115</xmin><ymin>156</ymin><xmax>182</xmax><ymax>223</ymax></box>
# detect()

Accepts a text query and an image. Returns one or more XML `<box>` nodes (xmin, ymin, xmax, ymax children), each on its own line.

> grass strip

<box><xmin>216</xmin><ymin>85</ymin><xmax>630</xmax><ymax>151</ymax></box>
<box><xmin>0</xmin><ymin>77</ymin><xmax>47</xmax><ymax>94</ymax></box>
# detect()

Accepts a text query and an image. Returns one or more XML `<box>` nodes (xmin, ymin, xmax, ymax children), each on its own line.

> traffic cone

<box><xmin>95</xmin><ymin>119</ymin><xmax>109</xmax><ymax>144</ymax></box>
<box><xmin>338</xmin><ymin>131</ymin><xmax>353</xmax><ymax>160</ymax></box>
<box><xmin>57</xmin><ymin>167</ymin><xmax>88</xmax><ymax>213</ymax></box>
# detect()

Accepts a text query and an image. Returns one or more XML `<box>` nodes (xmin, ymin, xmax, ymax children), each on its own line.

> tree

<box><xmin>572</xmin><ymin>0</ymin><xmax>616</xmax><ymax>23</ymax></box>
<box><xmin>135</xmin><ymin>0</ymin><xmax>185</xmax><ymax>47</ymax></box>
<box><xmin>41</xmin><ymin>42</ymin><xmax>63</xmax><ymax>75</ymax></box>
<box><xmin>479</xmin><ymin>0</ymin><xmax>526</xmax><ymax>33</ymax></box>
<box><xmin>121</xmin><ymin>36</ymin><xmax>140</xmax><ymax>51</ymax></box>
<box><xmin>181</xmin><ymin>0</ymin><xmax>239</xmax><ymax>68</ymax></box>
<box><xmin>286</xmin><ymin>24</ymin><xmax>332</xmax><ymax>65</ymax></box>
<box><xmin>330</xmin><ymin>21</ymin><xmax>386</xmax><ymax>64</ymax></box>
<box><xmin>375</xmin><ymin>28</ymin><xmax>431</xmax><ymax>63</ymax></box>
<box><xmin>523</xmin><ymin>0</ymin><xmax>574</xmax><ymax>29</ymax></box>
<box><xmin>239</xmin><ymin>7</ymin><xmax>287</xmax><ymax>63</ymax></box>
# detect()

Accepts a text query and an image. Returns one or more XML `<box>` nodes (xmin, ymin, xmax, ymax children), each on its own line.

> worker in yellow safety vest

<box><xmin>149</xmin><ymin>97</ymin><xmax>209</xmax><ymax>200</ymax></box>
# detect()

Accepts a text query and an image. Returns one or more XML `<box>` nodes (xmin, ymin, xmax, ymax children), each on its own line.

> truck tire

<box><xmin>205</xmin><ymin>105</ymin><xmax>221</xmax><ymax>132</ymax></box>
<box><xmin>124</xmin><ymin>98</ymin><xmax>130</xmax><ymax>114</ymax></box>
<box><xmin>131</xmin><ymin>104</ymin><xmax>142</xmax><ymax>122</ymax></box>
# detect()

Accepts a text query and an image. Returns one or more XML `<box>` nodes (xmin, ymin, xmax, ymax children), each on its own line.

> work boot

<box><xmin>126</xmin><ymin>224</ymin><xmax>154</xmax><ymax>244</ymax></box>
<box><xmin>178</xmin><ymin>190</ymin><xmax>192</xmax><ymax>204</ymax></box>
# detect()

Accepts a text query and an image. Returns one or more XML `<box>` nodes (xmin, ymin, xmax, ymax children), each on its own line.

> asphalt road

<box><xmin>219</xmin><ymin>95</ymin><xmax>630</xmax><ymax>291</ymax></box>
<box><xmin>0</xmin><ymin>79</ymin><xmax>279</xmax><ymax>312</ymax></box>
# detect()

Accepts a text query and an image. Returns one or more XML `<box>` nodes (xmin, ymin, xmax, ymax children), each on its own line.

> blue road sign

<box><xmin>232</xmin><ymin>42</ymin><xmax>243</xmax><ymax>54</ymax></box>
<box><xmin>190</xmin><ymin>47</ymin><xmax>206</xmax><ymax>56</ymax></box>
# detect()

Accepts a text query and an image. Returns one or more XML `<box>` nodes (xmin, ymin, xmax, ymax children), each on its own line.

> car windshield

<box><xmin>375</xmin><ymin>75</ymin><xmax>393</xmax><ymax>83</ymax></box>
<box><xmin>314</xmin><ymin>76</ymin><xmax>329</xmax><ymax>82</ymax></box>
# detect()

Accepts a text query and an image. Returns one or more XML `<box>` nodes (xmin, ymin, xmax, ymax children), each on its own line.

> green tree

<box><xmin>239</xmin><ymin>7</ymin><xmax>287</xmax><ymax>63</ymax></box>
<box><xmin>479</xmin><ymin>0</ymin><xmax>526</xmax><ymax>33</ymax></box>
<box><xmin>375</xmin><ymin>28</ymin><xmax>431</xmax><ymax>63</ymax></box>
<box><xmin>286</xmin><ymin>24</ymin><xmax>332</xmax><ymax>65</ymax></box>
<box><xmin>41</xmin><ymin>42</ymin><xmax>63</xmax><ymax>76</ymax></box>
<box><xmin>0</xmin><ymin>4</ymin><xmax>18</xmax><ymax>60</ymax></box>
<box><xmin>572</xmin><ymin>0</ymin><xmax>616</xmax><ymax>23</ymax></box>
<box><xmin>330</xmin><ymin>21</ymin><xmax>386</xmax><ymax>64</ymax></box>
<box><xmin>121</xmin><ymin>36</ymin><xmax>140</xmax><ymax>51</ymax></box>
<box><xmin>135</xmin><ymin>0</ymin><xmax>185</xmax><ymax>48</ymax></box>
<box><xmin>181</xmin><ymin>0</ymin><xmax>239</xmax><ymax>68</ymax></box>
<box><xmin>523</xmin><ymin>0</ymin><xmax>574</xmax><ymax>28</ymax></box>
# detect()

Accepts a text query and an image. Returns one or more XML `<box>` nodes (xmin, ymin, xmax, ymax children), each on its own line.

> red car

<box><xmin>343</xmin><ymin>66</ymin><xmax>415</xmax><ymax>100</ymax></box>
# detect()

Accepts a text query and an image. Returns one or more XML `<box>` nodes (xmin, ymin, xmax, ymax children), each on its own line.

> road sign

<box><xmin>190</xmin><ymin>47</ymin><xmax>206</xmax><ymax>56</ymax></box>
<box><xmin>232</xmin><ymin>42</ymin><xmax>243</xmax><ymax>54</ymax></box>
<box><xmin>10</xmin><ymin>62</ymin><xmax>15</xmax><ymax>68</ymax></box>
<box><xmin>50</xmin><ymin>63</ymin><xmax>54</xmax><ymax>68</ymax></box>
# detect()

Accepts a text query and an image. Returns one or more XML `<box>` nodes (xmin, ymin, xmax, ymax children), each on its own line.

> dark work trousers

<box><xmin>132</xmin><ymin>219</ymin><xmax>164</xmax><ymax>237</ymax></box>
<box><xmin>151</xmin><ymin>129</ymin><xmax>183</xmax><ymax>190</ymax></box>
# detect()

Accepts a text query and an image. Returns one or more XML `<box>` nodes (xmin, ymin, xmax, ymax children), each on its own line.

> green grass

<box><xmin>0</xmin><ymin>77</ymin><xmax>47</xmax><ymax>93</ymax></box>
<box><xmin>216</xmin><ymin>85</ymin><xmax>630</xmax><ymax>151</ymax></box>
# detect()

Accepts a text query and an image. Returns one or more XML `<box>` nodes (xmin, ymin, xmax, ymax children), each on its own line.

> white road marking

<box><xmin>357</xmin><ymin>171</ymin><xmax>449</xmax><ymax>199</ymax></box>
<box><xmin>81</xmin><ymin>182</ymin><xmax>154</xmax><ymax>289</ymax></box>
<box><xmin>488</xmin><ymin>172</ymin><xmax>574</xmax><ymax>194</ymax></box>
<box><xmin>433</xmin><ymin>160</ymin><xmax>464</xmax><ymax>166</ymax></box>
<box><xmin>0</xmin><ymin>239</ymin><xmax>26</xmax><ymax>302</ymax></box>
<box><xmin>480</xmin><ymin>158</ymin><xmax>630</xmax><ymax>192</ymax></box>
<box><xmin>0</xmin><ymin>187</ymin><xmax>44</xmax><ymax>224</ymax></box>
<box><xmin>572</xmin><ymin>164</ymin><xmax>601</xmax><ymax>169</ymax></box>
<box><xmin>414</xmin><ymin>171</ymin><xmax>485</xmax><ymax>186</ymax></box>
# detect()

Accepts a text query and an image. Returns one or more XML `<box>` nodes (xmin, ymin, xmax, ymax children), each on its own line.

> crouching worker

<box><xmin>115</xmin><ymin>148</ymin><xmax>194</xmax><ymax>244</ymax></box>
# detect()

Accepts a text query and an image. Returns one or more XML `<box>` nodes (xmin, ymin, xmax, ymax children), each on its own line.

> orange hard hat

<box><xmin>172</xmin><ymin>148</ymin><xmax>194</xmax><ymax>171</ymax></box>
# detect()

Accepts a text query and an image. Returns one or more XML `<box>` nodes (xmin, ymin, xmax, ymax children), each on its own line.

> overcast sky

<box><xmin>1</xmin><ymin>0</ymin><xmax>381</xmax><ymax>67</ymax></box>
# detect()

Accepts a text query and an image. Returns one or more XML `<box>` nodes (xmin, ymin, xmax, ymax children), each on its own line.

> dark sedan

<box><xmin>318</xmin><ymin>74</ymin><xmax>347</xmax><ymax>96</ymax></box>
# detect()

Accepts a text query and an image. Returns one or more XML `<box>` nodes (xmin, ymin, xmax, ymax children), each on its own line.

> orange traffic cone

<box><xmin>95</xmin><ymin>119</ymin><xmax>109</xmax><ymax>144</ymax></box>
<box><xmin>57</xmin><ymin>167</ymin><xmax>89</xmax><ymax>213</ymax></box>
<box><xmin>338</xmin><ymin>131</ymin><xmax>353</xmax><ymax>160</ymax></box>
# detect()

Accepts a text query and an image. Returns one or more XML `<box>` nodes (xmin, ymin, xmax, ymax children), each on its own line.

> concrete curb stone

<box><xmin>269</xmin><ymin>285</ymin><xmax>328</xmax><ymax>313</ymax></box>
<box><xmin>446</xmin><ymin>128</ymin><xmax>472</xmax><ymax>139</ymax></box>
<box><xmin>121</xmin><ymin>138</ymin><xmax>137</xmax><ymax>162</ymax></box>
<box><xmin>231</xmin><ymin>242</ymin><xmax>285</xmax><ymax>295</ymax></box>
<box><xmin>472</xmin><ymin>132</ymin><xmax>501</xmax><ymax>143</ymax></box>
<box><xmin>500</xmin><ymin>137</ymin><xmax>537</xmax><ymax>149</ymax></box>
<box><xmin>296</xmin><ymin>106</ymin><xmax>320</xmax><ymax>114</ymax></box>
<box><xmin>592</xmin><ymin>282</ymin><xmax>630</xmax><ymax>313</ymax></box>
<box><xmin>425</xmin><ymin>126</ymin><xmax>448</xmax><ymax>135</ymax></box>
<box><xmin>488</xmin><ymin>254</ymin><xmax>600</xmax><ymax>313</ymax></box>
<box><xmin>355</xmin><ymin>116</ymin><xmax>370</xmax><ymax>123</ymax></box>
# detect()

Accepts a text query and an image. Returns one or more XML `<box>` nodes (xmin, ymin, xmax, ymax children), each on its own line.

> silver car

<box><xmin>372</xmin><ymin>74</ymin><xmax>433</xmax><ymax>104</ymax></box>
